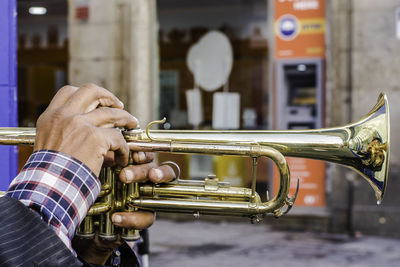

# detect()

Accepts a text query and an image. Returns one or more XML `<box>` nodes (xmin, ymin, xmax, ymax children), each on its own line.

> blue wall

<box><xmin>0</xmin><ymin>0</ymin><xmax>18</xmax><ymax>190</ymax></box>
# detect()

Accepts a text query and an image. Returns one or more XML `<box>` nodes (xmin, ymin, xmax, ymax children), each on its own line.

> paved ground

<box><xmin>148</xmin><ymin>219</ymin><xmax>400</xmax><ymax>267</ymax></box>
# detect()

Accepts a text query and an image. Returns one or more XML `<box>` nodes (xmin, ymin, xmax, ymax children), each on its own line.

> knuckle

<box><xmin>146</xmin><ymin>152</ymin><xmax>155</xmax><ymax>161</ymax></box>
<box><xmin>81</xmin><ymin>82</ymin><xmax>98</xmax><ymax>90</ymax></box>
<box><xmin>95</xmin><ymin>107</ymin><xmax>110</xmax><ymax>119</ymax></box>
<box><xmin>59</xmin><ymin>85</ymin><xmax>77</xmax><ymax>93</ymax></box>
<box><xmin>39</xmin><ymin>108</ymin><xmax>65</xmax><ymax>127</ymax></box>
<box><xmin>141</xmin><ymin>166</ymin><xmax>150</xmax><ymax>177</ymax></box>
<box><xmin>52</xmin><ymin>108</ymin><xmax>67</xmax><ymax>120</ymax></box>
<box><xmin>113</xmin><ymin>128</ymin><xmax>124</xmax><ymax>142</ymax></box>
<box><xmin>149</xmin><ymin>162</ymin><xmax>157</xmax><ymax>169</ymax></box>
<box><xmin>103</xmin><ymin>106</ymin><xmax>119</xmax><ymax>117</ymax></box>
<box><xmin>36</xmin><ymin>113</ymin><xmax>46</xmax><ymax>127</ymax></box>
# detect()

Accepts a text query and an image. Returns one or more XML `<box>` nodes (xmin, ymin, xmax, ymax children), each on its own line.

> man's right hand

<box><xmin>34</xmin><ymin>83</ymin><xmax>138</xmax><ymax>176</ymax></box>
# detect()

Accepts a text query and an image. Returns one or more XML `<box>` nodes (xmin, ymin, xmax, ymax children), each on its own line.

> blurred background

<box><xmin>1</xmin><ymin>0</ymin><xmax>400</xmax><ymax>265</ymax></box>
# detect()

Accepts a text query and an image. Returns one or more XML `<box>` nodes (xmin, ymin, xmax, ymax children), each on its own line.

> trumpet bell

<box><xmin>347</xmin><ymin>93</ymin><xmax>389</xmax><ymax>203</ymax></box>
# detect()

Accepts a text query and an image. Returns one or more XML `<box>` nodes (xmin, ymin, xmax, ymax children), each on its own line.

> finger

<box><xmin>72</xmin><ymin>235</ymin><xmax>122</xmax><ymax>265</ymax></box>
<box><xmin>92</xmin><ymin>235</ymin><xmax>123</xmax><ymax>251</ymax></box>
<box><xmin>78</xmin><ymin>235</ymin><xmax>123</xmax><ymax>252</ymax></box>
<box><xmin>119</xmin><ymin>162</ymin><xmax>157</xmax><ymax>183</ymax></box>
<box><xmin>84</xmin><ymin>107</ymin><xmax>138</xmax><ymax>129</ymax></box>
<box><xmin>102</xmin><ymin>128</ymin><xmax>129</xmax><ymax>167</ymax></box>
<box><xmin>148</xmin><ymin>165</ymin><xmax>176</xmax><ymax>183</ymax></box>
<box><xmin>64</xmin><ymin>83</ymin><xmax>124</xmax><ymax>113</ymax></box>
<box><xmin>103</xmin><ymin>151</ymin><xmax>115</xmax><ymax>167</ymax></box>
<box><xmin>47</xmin><ymin>85</ymin><xmax>78</xmax><ymax>111</ymax></box>
<box><xmin>128</xmin><ymin>142</ymin><xmax>153</xmax><ymax>152</ymax></box>
<box><xmin>111</xmin><ymin>211</ymin><xmax>155</xmax><ymax>229</ymax></box>
<box><xmin>132</xmin><ymin>152</ymin><xmax>154</xmax><ymax>164</ymax></box>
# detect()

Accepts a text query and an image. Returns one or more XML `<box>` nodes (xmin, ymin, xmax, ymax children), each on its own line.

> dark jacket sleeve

<box><xmin>0</xmin><ymin>196</ymin><xmax>83</xmax><ymax>267</ymax></box>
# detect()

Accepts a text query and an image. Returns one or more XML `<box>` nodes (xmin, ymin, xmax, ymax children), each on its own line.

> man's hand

<box><xmin>73</xmin><ymin>151</ymin><xmax>176</xmax><ymax>265</ymax></box>
<box><xmin>34</xmin><ymin>83</ymin><xmax>138</xmax><ymax>176</ymax></box>
<box><xmin>112</xmin><ymin>150</ymin><xmax>176</xmax><ymax>228</ymax></box>
<box><xmin>44</xmin><ymin>84</ymin><xmax>177</xmax><ymax>264</ymax></box>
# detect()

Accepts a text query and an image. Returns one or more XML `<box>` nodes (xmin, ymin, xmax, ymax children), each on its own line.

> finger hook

<box><xmin>160</xmin><ymin>161</ymin><xmax>181</xmax><ymax>181</ymax></box>
<box><xmin>146</xmin><ymin>118</ymin><xmax>167</xmax><ymax>141</ymax></box>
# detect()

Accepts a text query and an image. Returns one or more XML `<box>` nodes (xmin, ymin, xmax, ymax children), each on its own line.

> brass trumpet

<box><xmin>0</xmin><ymin>93</ymin><xmax>390</xmax><ymax>241</ymax></box>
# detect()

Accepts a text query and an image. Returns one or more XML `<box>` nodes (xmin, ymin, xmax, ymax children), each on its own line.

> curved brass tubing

<box><xmin>127</xmin><ymin>142</ymin><xmax>294</xmax><ymax>218</ymax></box>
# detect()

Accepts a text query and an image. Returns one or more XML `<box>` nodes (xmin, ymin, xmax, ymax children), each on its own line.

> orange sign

<box><xmin>274</xmin><ymin>0</ymin><xmax>325</xmax><ymax>59</ymax></box>
<box><xmin>274</xmin><ymin>157</ymin><xmax>326</xmax><ymax>207</ymax></box>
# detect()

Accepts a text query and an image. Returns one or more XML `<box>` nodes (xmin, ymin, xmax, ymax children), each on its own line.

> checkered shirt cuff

<box><xmin>6</xmin><ymin>150</ymin><xmax>101</xmax><ymax>253</ymax></box>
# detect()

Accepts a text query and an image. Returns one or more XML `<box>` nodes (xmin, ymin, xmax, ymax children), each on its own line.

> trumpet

<box><xmin>0</xmin><ymin>93</ymin><xmax>390</xmax><ymax>241</ymax></box>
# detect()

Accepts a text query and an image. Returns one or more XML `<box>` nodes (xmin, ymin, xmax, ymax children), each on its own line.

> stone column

<box><xmin>325</xmin><ymin>0</ymin><xmax>354</xmax><ymax>233</ymax></box>
<box><xmin>350</xmin><ymin>0</ymin><xmax>400</xmax><ymax>237</ymax></box>
<box><xmin>68</xmin><ymin>0</ymin><xmax>159</xmax><ymax>126</ymax></box>
<box><xmin>128</xmin><ymin>0</ymin><xmax>159</xmax><ymax>127</ymax></box>
<box><xmin>327</xmin><ymin>0</ymin><xmax>400</xmax><ymax>237</ymax></box>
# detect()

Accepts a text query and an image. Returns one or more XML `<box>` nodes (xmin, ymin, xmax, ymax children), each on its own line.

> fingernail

<box><xmin>124</xmin><ymin>169</ymin><xmax>134</xmax><ymax>182</ymax></box>
<box><xmin>112</xmin><ymin>214</ymin><xmax>122</xmax><ymax>224</ymax></box>
<box><xmin>138</xmin><ymin>152</ymin><xmax>146</xmax><ymax>162</ymax></box>
<box><xmin>153</xmin><ymin>168</ymin><xmax>163</xmax><ymax>181</ymax></box>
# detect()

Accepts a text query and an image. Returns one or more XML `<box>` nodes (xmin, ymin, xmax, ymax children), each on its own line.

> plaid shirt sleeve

<box><xmin>6</xmin><ymin>149</ymin><xmax>101</xmax><ymax>254</ymax></box>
